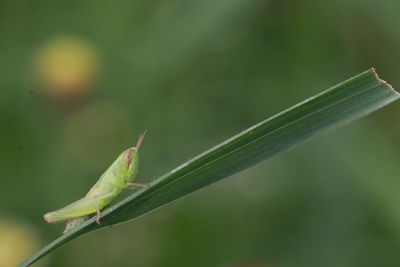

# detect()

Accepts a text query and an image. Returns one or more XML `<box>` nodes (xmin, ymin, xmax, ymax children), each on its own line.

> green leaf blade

<box><xmin>20</xmin><ymin>69</ymin><xmax>399</xmax><ymax>267</ymax></box>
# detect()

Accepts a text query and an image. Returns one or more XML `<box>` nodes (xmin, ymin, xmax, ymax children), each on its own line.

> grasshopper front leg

<box><xmin>127</xmin><ymin>182</ymin><xmax>149</xmax><ymax>189</ymax></box>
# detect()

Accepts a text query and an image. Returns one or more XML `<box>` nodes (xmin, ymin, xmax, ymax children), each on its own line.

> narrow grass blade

<box><xmin>20</xmin><ymin>68</ymin><xmax>399</xmax><ymax>266</ymax></box>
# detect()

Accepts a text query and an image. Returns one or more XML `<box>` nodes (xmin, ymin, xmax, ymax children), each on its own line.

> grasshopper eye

<box><xmin>123</xmin><ymin>148</ymin><xmax>134</xmax><ymax>165</ymax></box>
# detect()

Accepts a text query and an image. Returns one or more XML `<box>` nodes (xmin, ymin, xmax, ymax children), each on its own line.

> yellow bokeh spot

<box><xmin>35</xmin><ymin>34</ymin><xmax>100</xmax><ymax>100</ymax></box>
<box><xmin>0</xmin><ymin>219</ymin><xmax>42</xmax><ymax>267</ymax></box>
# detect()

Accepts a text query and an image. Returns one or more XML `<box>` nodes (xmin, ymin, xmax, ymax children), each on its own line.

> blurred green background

<box><xmin>1</xmin><ymin>0</ymin><xmax>400</xmax><ymax>266</ymax></box>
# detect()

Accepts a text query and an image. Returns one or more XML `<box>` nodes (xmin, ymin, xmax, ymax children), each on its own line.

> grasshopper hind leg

<box><xmin>94</xmin><ymin>201</ymin><xmax>101</xmax><ymax>225</ymax></box>
<box><xmin>63</xmin><ymin>216</ymin><xmax>89</xmax><ymax>234</ymax></box>
<box><xmin>63</xmin><ymin>197</ymin><xmax>102</xmax><ymax>233</ymax></box>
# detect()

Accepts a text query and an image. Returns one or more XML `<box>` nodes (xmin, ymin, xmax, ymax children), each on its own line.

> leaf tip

<box><xmin>370</xmin><ymin>67</ymin><xmax>399</xmax><ymax>95</ymax></box>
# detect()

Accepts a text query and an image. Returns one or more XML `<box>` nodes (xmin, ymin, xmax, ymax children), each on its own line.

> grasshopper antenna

<box><xmin>136</xmin><ymin>130</ymin><xmax>147</xmax><ymax>151</ymax></box>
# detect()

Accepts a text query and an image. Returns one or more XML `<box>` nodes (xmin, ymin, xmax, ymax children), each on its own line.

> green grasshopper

<box><xmin>44</xmin><ymin>131</ymin><xmax>148</xmax><ymax>233</ymax></box>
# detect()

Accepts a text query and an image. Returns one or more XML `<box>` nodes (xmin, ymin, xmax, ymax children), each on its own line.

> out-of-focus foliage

<box><xmin>1</xmin><ymin>0</ymin><xmax>400</xmax><ymax>266</ymax></box>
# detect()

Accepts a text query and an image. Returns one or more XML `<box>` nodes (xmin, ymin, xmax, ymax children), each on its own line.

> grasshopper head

<box><xmin>123</xmin><ymin>130</ymin><xmax>146</xmax><ymax>165</ymax></box>
<box><xmin>123</xmin><ymin>147</ymin><xmax>135</xmax><ymax>166</ymax></box>
<box><xmin>124</xmin><ymin>130</ymin><xmax>147</xmax><ymax>182</ymax></box>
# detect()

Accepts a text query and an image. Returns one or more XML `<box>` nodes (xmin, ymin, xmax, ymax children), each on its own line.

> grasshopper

<box><xmin>44</xmin><ymin>131</ymin><xmax>148</xmax><ymax>233</ymax></box>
